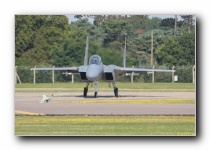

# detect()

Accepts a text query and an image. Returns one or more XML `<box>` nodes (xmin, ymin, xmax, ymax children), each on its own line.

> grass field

<box><xmin>15</xmin><ymin>116</ymin><xmax>195</xmax><ymax>136</ymax></box>
<box><xmin>15</xmin><ymin>82</ymin><xmax>195</xmax><ymax>136</ymax></box>
<box><xmin>15</xmin><ymin>82</ymin><xmax>195</xmax><ymax>92</ymax></box>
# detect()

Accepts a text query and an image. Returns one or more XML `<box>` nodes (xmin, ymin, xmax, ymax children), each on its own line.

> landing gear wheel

<box><xmin>114</xmin><ymin>88</ymin><xmax>118</xmax><ymax>97</ymax></box>
<box><xmin>83</xmin><ymin>87</ymin><xmax>88</xmax><ymax>97</ymax></box>
<box><xmin>94</xmin><ymin>92</ymin><xmax>98</xmax><ymax>98</ymax></box>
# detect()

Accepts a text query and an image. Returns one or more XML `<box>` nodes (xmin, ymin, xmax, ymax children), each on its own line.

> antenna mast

<box><xmin>84</xmin><ymin>36</ymin><xmax>89</xmax><ymax>66</ymax></box>
<box><xmin>123</xmin><ymin>33</ymin><xmax>127</xmax><ymax>68</ymax></box>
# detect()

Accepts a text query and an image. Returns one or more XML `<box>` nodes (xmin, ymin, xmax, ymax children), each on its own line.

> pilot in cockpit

<box><xmin>90</xmin><ymin>56</ymin><xmax>100</xmax><ymax>65</ymax></box>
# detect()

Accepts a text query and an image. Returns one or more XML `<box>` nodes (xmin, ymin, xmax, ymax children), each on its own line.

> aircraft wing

<box><xmin>31</xmin><ymin>67</ymin><xmax>79</xmax><ymax>73</ymax></box>
<box><xmin>114</xmin><ymin>67</ymin><xmax>175</xmax><ymax>75</ymax></box>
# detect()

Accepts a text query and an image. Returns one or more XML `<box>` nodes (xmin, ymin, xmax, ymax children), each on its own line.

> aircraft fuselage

<box><xmin>86</xmin><ymin>64</ymin><xmax>103</xmax><ymax>81</ymax></box>
<box><xmin>85</xmin><ymin>55</ymin><xmax>104</xmax><ymax>82</ymax></box>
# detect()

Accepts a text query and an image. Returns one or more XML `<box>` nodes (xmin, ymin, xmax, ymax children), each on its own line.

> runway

<box><xmin>15</xmin><ymin>91</ymin><xmax>195</xmax><ymax>116</ymax></box>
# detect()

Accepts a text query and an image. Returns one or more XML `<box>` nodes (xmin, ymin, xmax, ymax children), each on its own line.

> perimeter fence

<box><xmin>15</xmin><ymin>65</ymin><xmax>196</xmax><ymax>84</ymax></box>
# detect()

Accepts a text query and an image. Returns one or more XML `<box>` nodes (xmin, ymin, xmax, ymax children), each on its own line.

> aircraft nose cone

<box><xmin>86</xmin><ymin>65</ymin><xmax>99</xmax><ymax>81</ymax></box>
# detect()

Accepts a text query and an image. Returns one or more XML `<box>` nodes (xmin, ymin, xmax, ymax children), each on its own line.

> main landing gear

<box><xmin>94</xmin><ymin>91</ymin><xmax>98</xmax><ymax>98</ymax></box>
<box><xmin>83</xmin><ymin>81</ymin><xmax>99</xmax><ymax>98</ymax></box>
<box><xmin>83</xmin><ymin>82</ymin><xmax>89</xmax><ymax>97</ymax></box>
<box><xmin>84</xmin><ymin>81</ymin><xmax>118</xmax><ymax>98</ymax></box>
<box><xmin>112</xmin><ymin>82</ymin><xmax>118</xmax><ymax>97</ymax></box>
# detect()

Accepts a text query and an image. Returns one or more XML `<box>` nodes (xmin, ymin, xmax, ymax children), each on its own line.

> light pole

<box><xmin>151</xmin><ymin>30</ymin><xmax>154</xmax><ymax>83</ymax></box>
<box><xmin>151</xmin><ymin>30</ymin><xmax>153</xmax><ymax>65</ymax></box>
<box><xmin>123</xmin><ymin>33</ymin><xmax>127</xmax><ymax>68</ymax></box>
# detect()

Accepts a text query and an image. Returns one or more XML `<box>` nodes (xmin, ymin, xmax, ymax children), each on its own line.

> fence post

<box><xmin>152</xmin><ymin>66</ymin><xmax>155</xmax><ymax>83</ymax></box>
<box><xmin>52</xmin><ymin>66</ymin><xmax>55</xmax><ymax>84</ymax></box>
<box><xmin>131</xmin><ymin>72</ymin><xmax>134</xmax><ymax>83</ymax></box>
<box><xmin>172</xmin><ymin>66</ymin><xmax>175</xmax><ymax>83</ymax></box>
<box><xmin>192</xmin><ymin>65</ymin><xmax>196</xmax><ymax>83</ymax></box>
<box><xmin>15</xmin><ymin>66</ymin><xmax>21</xmax><ymax>84</ymax></box>
<box><xmin>33</xmin><ymin>66</ymin><xmax>36</xmax><ymax>84</ymax></box>
<box><xmin>72</xmin><ymin>73</ymin><xmax>74</xmax><ymax>83</ymax></box>
<box><xmin>131</xmin><ymin>66</ymin><xmax>134</xmax><ymax>83</ymax></box>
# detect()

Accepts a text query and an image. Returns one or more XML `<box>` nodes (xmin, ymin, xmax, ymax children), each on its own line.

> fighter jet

<box><xmin>31</xmin><ymin>36</ymin><xmax>175</xmax><ymax>98</ymax></box>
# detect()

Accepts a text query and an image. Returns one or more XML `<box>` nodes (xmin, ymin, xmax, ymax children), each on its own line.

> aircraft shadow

<box><xmin>55</xmin><ymin>95</ymin><xmax>167</xmax><ymax>99</ymax></box>
<box><xmin>80</xmin><ymin>95</ymin><xmax>167</xmax><ymax>99</ymax></box>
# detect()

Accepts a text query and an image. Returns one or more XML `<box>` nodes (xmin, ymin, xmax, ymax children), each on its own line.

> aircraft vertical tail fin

<box><xmin>84</xmin><ymin>36</ymin><xmax>89</xmax><ymax>66</ymax></box>
<box><xmin>123</xmin><ymin>34</ymin><xmax>126</xmax><ymax>68</ymax></box>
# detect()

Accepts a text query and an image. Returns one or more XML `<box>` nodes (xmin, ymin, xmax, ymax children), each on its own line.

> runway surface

<box><xmin>15</xmin><ymin>91</ymin><xmax>195</xmax><ymax>116</ymax></box>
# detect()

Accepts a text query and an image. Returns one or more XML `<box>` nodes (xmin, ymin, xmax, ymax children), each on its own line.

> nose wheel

<box><xmin>83</xmin><ymin>87</ymin><xmax>88</xmax><ymax>97</ymax></box>
<box><xmin>93</xmin><ymin>81</ymin><xmax>99</xmax><ymax>98</ymax></box>
<box><xmin>94</xmin><ymin>92</ymin><xmax>98</xmax><ymax>98</ymax></box>
<box><xmin>114</xmin><ymin>88</ymin><xmax>118</xmax><ymax>97</ymax></box>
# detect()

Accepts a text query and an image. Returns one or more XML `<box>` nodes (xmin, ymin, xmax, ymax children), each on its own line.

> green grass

<box><xmin>15</xmin><ymin>83</ymin><xmax>195</xmax><ymax>92</ymax></box>
<box><xmin>15</xmin><ymin>116</ymin><xmax>195</xmax><ymax>136</ymax></box>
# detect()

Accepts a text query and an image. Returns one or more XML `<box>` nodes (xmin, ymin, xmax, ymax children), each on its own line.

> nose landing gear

<box><xmin>93</xmin><ymin>81</ymin><xmax>98</xmax><ymax>98</ymax></box>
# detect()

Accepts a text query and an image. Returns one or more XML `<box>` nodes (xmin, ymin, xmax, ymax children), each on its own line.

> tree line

<box><xmin>15</xmin><ymin>15</ymin><xmax>195</xmax><ymax>83</ymax></box>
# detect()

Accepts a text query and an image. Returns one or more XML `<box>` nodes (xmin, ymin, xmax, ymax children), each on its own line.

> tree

<box><xmin>70</xmin><ymin>18</ymin><xmax>92</xmax><ymax>31</ymax></box>
<box><xmin>155</xmin><ymin>30</ymin><xmax>195</xmax><ymax>66</ymax></box>
<box><xmin>177</xmin><ymin>30</ymin><xmax>195</xmax><ymax>65</ymax></box>
<box><xmin>93</xmin><ymin>15</ymin><xmax>108</xmax><ymax>26</ymax></box>
<box><xmin>15</xmin><ymin>15</ymin><xmax>69</xmax><ymax>66</ymax></box>
<box><xmin>180</xmin><ymin>15</ymin><xmax>195</xmax><ymax>33</ymax></box>
<box><xmin>174</xmin><ymin>15</ymin><xmax>177</xmax><ymax>37</ymax></box>
<box><xmin>147</xmin><ymin>17</ymin><xmax>162</xmax><ymax>30</ymax></box>
<box><xmin>160</xmin><ymin>18</ymin><xmax>175</xmax><ymax>30</ymax></box>
<box><xmin>52</xmin><ymin>29</ymin><xmax>88</xmax><ymax>66</ymax></box>
<box><xmin>15</xmin><ymin>15</ymin><xmax>48</xmax><ymax>58</ymax></box>
<box><xmin>156</xmin><ymin>36</ymin><xmax>182</xmax><ymax>66</ymax></box>
<box><xmin>128</xmin><ymin>29</ymin><xmax>173</xmax><ymax>66</ymax></box>
<box><xmin>129</xmin><ymin>15</ymin><xmax>149</xmax><ymax>30</ymax></box>
<box><xmin>70</xmin><ymin>18</ymin><xmax>106</xmax><ymax>45</ymax></box>
<box><xmin>101</xmin><ymin>19</ymin><xmax>133</xmax><ymax>48</ymax></box>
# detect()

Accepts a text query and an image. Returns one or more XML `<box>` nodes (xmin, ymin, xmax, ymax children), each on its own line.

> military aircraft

<box><xmin>31</xmin><ymin>36</ymin><xmax>175</xmax><ymax>98</ymax></box>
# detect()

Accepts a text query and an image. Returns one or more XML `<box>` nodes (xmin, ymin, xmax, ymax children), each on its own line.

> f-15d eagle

<box><xmin>31</xmin><ymin>36</ymin><xmax>175</xmax><ymax>98</ymax></box>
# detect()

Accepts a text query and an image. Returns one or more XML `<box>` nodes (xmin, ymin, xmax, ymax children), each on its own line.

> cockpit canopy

<box><xmin>89</xmin><ymin>55</ymin><xmax>101</xmax><ymax>65</ymax></box>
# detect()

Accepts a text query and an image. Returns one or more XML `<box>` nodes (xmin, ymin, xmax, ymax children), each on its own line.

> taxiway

<box><xmin>15</xmin><ymin>91</ymin><xmax>195</xmax><ymax>116</ymax></box>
